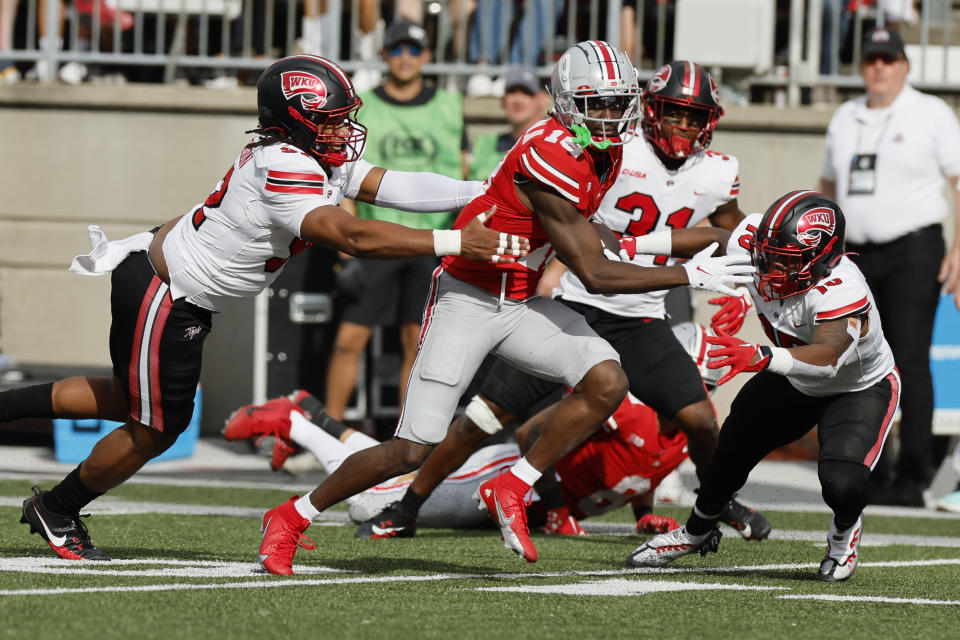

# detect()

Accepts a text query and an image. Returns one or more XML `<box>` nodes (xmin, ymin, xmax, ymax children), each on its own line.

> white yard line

<box><xmin>0</xmin><ymin>558</ymin><xmax>959</xmax><ymax>601</ymax></box>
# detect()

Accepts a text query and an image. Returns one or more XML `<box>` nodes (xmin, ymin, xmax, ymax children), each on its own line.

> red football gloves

<box><xmin>618</xmin><ymin>235</ymin><xmax>638</xmax><ymax>261</ymax></box>
<box><xmin>636</xmin><ymin>513</ymin><xmax>681</xmax><ymax>534</ymax></box>
<box><xmin>705</xmin><ymin>333</ymin><xmax>771</xmax><ymax>385</ymax></box>
<box><xmin>708</xmin><ymin>287</ymin><xmax>753</xmax><ymax>335</ymax></box>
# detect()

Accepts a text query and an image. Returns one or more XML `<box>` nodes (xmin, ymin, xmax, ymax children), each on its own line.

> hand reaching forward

<box><xmin>459</xmin><ymin>206</ymin><xmax>530</xmax><ymax>263</ymax></box>
<box><xmin>705</xmin><ymin>332</ymin><xmax>770</xmax><ymax>385</ymax></box>
<box><xmin>682</xmin><ymin>242</ymin><xmax>755</xmax><ymax>296</ymax></box>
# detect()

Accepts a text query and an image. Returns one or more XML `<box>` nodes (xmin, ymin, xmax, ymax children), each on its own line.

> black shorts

<box><xmin>560</xmin><ymin>300</ymin><xmax>706</xmax><ymax>418</ymax></box>
<box><xmin>480</xmin><ymin>300</ymin><xmax>706</xmax><ymax>420</ymax></box>
<box><xmin>720</xmin><ymin>370</ymin><xmax>901</xmax><ymax>468</ymax></box>
<box><xmin>480</xmin><ymin>358</ymin><xmax>564</xmax><ymax>421</ymax></box>
<box><xmin>341</xmin><ymin>257</ymin><xmax>439</xmax><ymax>327</ymax></box>
<box><xmin>109</xmin><ymin>251</ymin><xmax>212</xmax><ymax>435</ymax></box>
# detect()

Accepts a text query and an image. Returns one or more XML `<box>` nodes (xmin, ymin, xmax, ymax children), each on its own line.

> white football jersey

<box><xmin>557</xmin><ymin>137</ymin><xmax>740</xmax><ymax>317</ymax></box>
<box><xmin>728</xmin><ymin>214</ymin><xmax>896</xmax><ymax>396</ymax></box>
<box><xmin>162</xmin><ymin>141</ymin><xmax>372</xmax><ymax>311</ymax></box>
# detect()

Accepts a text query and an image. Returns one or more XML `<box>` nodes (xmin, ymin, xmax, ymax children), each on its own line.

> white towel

<box><xmin>68</xmin><ymin>225</ymin><xmax>154</xmax><ymax>276</ymax></box>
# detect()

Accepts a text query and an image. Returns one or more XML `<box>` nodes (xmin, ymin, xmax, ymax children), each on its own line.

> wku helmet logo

<box><xmin>648</xmin><ymin>64</ymin><xmax>671</xmax><ymax>93</ymax></box>
<box><xmin>280</xmin><ymin>71</ymin><xmax>328</xmax><ymax>111</ymax></box>
<box><xmin>796</xmin><ymin>207</ymin><xmax>836</xmax><ymax>247</ymax></box>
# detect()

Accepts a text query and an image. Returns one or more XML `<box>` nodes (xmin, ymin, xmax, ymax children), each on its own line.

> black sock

<box><xmin>685</xmin><ymin>505</ymin><xmax>719</xmax><ymax>536</ymax></box>
<box><xmin>42</xmin><ymin>466</ymin><xmax>103</xmax><ymax>515</ymax></box>
<box><xmin>399</xmin><ymin>488</ymin><xmax>427</xmax><ymax>517</ymax></box>
<box><xmin>538</xmin><ymin>485</ymin><xmax>566</xmax><ymax>510</ymax></box>
<box><xmin>300</xmin><ymin>395</ymin><xmax>349</xmax><ymax>439</ymax></box>
<box><xmin>0</xmin><ymin>382</ymin><xmax>55</xmax><ymax>423</ymax></box>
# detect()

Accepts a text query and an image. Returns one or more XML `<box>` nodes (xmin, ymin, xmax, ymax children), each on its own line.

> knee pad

<box><xmin>465</xmin><ymin>395</ymin><xmax>503</xmax><ymax>435</ymax></box>
<box><xmin>819</xmin><ymin>460</ymin><xmax>870</xmax><ymax>520</ymax></box>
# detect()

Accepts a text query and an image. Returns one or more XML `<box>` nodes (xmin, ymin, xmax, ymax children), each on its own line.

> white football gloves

<box><xmin>681</xmin><ymin>242</ymin><xmax>756</xmax><ymax>297</ymax></box>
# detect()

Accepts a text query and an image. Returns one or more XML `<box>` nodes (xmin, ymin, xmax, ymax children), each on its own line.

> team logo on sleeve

<box><xmin>796</xmin><ymin>207</ymin><xmax>837</xmax><ymax>247</ymax></box>
<box><xmin>648</xmin><ymin>65</ymin><xmax>671</xmax><ymax>93</ymax></box>
<box><xmin>280</xmin><ymin>71</ymin><xmax>328</xmax><ymax>111</ymax></box>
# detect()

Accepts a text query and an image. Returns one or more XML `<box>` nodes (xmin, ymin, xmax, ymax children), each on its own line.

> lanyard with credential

<box><xmin>848</xmin><ymin>110</ymin><xmax>893</xmax><ymax>196</ymax></box>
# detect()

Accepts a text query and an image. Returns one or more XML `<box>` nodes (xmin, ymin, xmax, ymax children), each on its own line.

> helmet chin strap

<box><xmin>571</xmin><ymin>124</ymin><xmax>612</xmax><ymax>150</ymax></box>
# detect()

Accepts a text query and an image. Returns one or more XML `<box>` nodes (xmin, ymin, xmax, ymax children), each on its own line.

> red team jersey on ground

<box><xmin>556</xmin><ymin>393</ymin><xmax>689</xmax><ymax>519</ymax></box>
<box><xmin>442</xmin><ymin>116</ymin><xmax>623</xmax><ymax>300</ymax></box>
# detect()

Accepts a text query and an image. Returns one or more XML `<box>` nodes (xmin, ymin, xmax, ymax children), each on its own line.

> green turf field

<box><xmin>1</xmin><ymin>477</ymin><xmax>958</xmax><ymax>640</ymax></box>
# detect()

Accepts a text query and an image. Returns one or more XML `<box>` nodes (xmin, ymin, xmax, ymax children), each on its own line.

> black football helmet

<box><xmin>256</xmin><ymin>55</ymin><xmax>367</xmax><ymax>166</ymax></box>
<box><xmin>641</xmin><ymin>60</ymin><xmax>723</xmax><ymax>159</ymax></box>
<box><xmin>752</xmin><ymin>190</ymin><xmax>847</xmax><ymax>301</ymax></box>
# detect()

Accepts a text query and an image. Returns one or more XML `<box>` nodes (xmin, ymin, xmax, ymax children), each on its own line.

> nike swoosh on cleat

<box><xmin>257</xmin><ymin>553</ymin><xmax>270</xmax><ymax>565</ymax></box>
<box><xmin>33</xmin><ymin>505</ymin><xmax>67</xmax><ymax>547</ymax></box>
<box><xmin>493</xmin><ymin>494</ymin><xmax>514</xmax><ymax>527</ymax></box>
<box><xmin>370</xmin><ymin>525</ymin><xmax>401</xmax><ymax>536</ymax></box>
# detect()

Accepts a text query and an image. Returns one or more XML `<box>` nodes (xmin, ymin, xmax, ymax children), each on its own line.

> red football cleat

<box><xmin>474</xmin><ymin>472</ymin><xmax>538</xmax><ymax>563</ymax></box>
<box><xmin>223</xmin><ymin>390</ymin><xmax>312</xmax><ymax>471</ymax></box>
<box><xmin>543</xmin><ymin>506</ymin><xmax>588</xmax><ymax>536</ymax></box>
<box><xmin>636</xmin><ymin>513</ymin><xmax>681</xmax><ymax>535</ymax></box>
<box><xmin>258</xmin><ymin>496</ymin><xmax>315</xmax><ymax>576</ymax></box>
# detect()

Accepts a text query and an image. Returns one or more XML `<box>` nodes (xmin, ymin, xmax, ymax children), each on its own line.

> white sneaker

<box><xmin>350</xmin><ymin>67</ymin><xmax>381</xmax><ymax>93</ymax></box>
<box><xmin>817</xmin><ymin>515</ymin><xmax>862</xmax><ymax>582</ymax></box>
<box><xmin>936</xmin><ymin>490</ymin><xmax>960</xmax><ymax>513</ymax></box>
<box><xmin>626</xmin><ymin>525</ymin><xmax>722</xmax><ymax>567</ymax></box>
<box><xmin>0</xmin><ymin>65</ymin><xmax>20</xmax><ymax>84</ymax></box>
<box><xmin>465</xmin><ymin>73</ymin><xmax>494</xmax><ymax>97</ymax></box>
<box><xmin>25</xmin><ymin>59</ymin><xmax>52</xmax><ymax>82</ymax></box>
<box><xmin>58</xmin><ymin>61</ymin><xmax>87</xmax><ymax>85</ymax></box>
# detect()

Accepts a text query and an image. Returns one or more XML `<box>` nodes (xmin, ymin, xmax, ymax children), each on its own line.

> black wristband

<box><xmin>758</xmin><ymin>345</ymin><xmax>773</xmax><ymax>368</ymax></box>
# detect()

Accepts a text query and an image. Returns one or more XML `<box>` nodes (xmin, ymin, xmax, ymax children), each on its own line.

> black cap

<box><xmin>503</xmin><ymin>65</ymin><xmax>541</xmax><ymax>94</ymax></box>
<box><xmin>863</xmin><ymin>27</ymin><xmax>907</xmax><ymax>60</ymax></box>
<box><xmin>384</xmin><ymin>19</ymin><xmax>430</xmax><ymax>50</ymax></box>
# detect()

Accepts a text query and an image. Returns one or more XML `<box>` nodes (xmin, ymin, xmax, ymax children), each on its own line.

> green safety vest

<box><xmin>468</xmin><ymin>131</ymin><xmax>520</xmax><ymax>182</ymax></box>
<box><xmin>355</xmin><ymin>88</ymin><xmax>464</xmax><ymax>230</ymax></box>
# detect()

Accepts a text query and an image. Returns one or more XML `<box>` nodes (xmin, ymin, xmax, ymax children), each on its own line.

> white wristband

<box><xmin>765</xmin><ymin>346</ymin><xmax>794</xmax><ymax>375</ymax></box>
<box><xmin>433</xmin><ymin>229</ymin><xmax>461</xmax><ymax>256</ymax></box>
<box><xmin>631</xmin><ymin>230</ymin><xmax>672</xmax><ymax>256</ymax></box>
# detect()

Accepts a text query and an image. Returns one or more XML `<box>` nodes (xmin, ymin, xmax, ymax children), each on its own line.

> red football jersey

<box><xmin>443</xmin><ymin>116</ymin><xmax>623</xmax><ymax>300</ymax></box>
<box><xmin>555</xmin><ymin>393</ymin><xmax>689</xmax><ymax>519</ymax></box>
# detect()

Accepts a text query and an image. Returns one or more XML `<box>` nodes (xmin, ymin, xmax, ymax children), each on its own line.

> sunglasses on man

<box><xmin>863</xmin><ymin>52</ymin><xmax>901</xmax><ymax>66</ymax></box>
<box><xmin>388</xmin><ymin>43</ymin><xmax>424</xmax><ymax>58</ymax></box>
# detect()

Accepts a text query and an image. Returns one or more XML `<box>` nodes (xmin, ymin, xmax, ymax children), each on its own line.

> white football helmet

<box><xmin>550</xmin><ymin>40</ymin><xmax>641</xmax><ymax>148</ymax></box>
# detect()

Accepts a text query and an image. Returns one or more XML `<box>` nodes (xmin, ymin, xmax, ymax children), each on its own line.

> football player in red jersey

<box><xmin>7</xmin><ymin>54</ymin><xmax>530</xmax><ymax>563</ymax></box>
<box><xmin>256</xmin><ymin>42</ymin><xmax>756</xmax><ymax>574</ymax></box>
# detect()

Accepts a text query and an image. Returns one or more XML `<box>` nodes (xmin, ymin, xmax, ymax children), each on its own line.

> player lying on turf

<box><xmin>626</xmin><ymin>192</ymin><xmax>900</xmax><ymax>583</ymax></box>
<box><xmin>224</xmin><ymin>323</ymin><xmax>769</xmax><ymax>541</ymax></box>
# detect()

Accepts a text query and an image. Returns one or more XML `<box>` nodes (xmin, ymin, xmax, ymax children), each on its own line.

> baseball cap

<box><xmin>503</xmin><ymin>65</ymin><xmax>541</xmax><ymax>94</ymax></box>
<box><xmin>384</xmin><ymin>19</ymin><xmax>430</xmax><ymax>51</ymax></box>
<box><xmin>862</xmin><ymin>27</ymin><xmax>907</xmax><ymax>60</ymax></box>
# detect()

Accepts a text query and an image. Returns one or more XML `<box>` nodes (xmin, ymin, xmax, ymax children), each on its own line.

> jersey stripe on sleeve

<box><xmin>520</xmin><ymin>148</ymin><xmax>581</xmax><ymax>204</ymax></box>
<box><xmin>729</xmin><ymin>175</ymin><xmax>741</xmax><ymax>197</ymax></box>
<box><xmin>265</xmin><ymin>170</ymin><xmax>326</xmax><ymax>195</ymax></box>
<box><xmin>815</xmin><ymin>296</ymin><xmax>871</xmax><ymax>323</ymax></box>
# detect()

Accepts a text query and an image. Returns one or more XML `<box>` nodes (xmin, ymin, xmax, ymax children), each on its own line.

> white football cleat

<box><xmin>818</xmin><ymin>515</ymin><xmax>862</xmax><ymax>582</ymax></box>
<box><xmin>626</xmin><ymin>525</ymin><xmax>721</xmax><ymax>567</ymax></box>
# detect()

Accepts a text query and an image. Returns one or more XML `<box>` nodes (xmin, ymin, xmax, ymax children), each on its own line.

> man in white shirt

<box><xmin>819</xmin><ymin>27</ymin><xmax>960</xmax><ymax>507</ymax></box>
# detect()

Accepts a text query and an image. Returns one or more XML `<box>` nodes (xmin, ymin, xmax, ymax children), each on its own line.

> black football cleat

<box><xmin>720</xmin><ymin>496</ymin><xmax>772</xmax><ymax>541</ymax></box>
<box><xmin>354</xmin><ymin>501</ymin><xmax>419</xmax><ymax>539</ymax></box>
<box><xmin>20</xmin><ymin>486</ymin><xmax>110</xmax><ymax>561</ymax></box>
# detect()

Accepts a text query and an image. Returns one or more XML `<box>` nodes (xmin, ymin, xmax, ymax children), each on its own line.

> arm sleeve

<box><xmin>373</xmin><ymin>171</ymin><xmax>484</xmax><ymax>212</ymax></box>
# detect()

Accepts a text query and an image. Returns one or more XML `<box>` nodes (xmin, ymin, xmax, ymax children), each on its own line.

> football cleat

<box><xmin>818</xmin><ymin>515</ymin><xmax>862</xmax><ymax>582</ymax></box>
<box><xmin>626</xmin><ymin>525</ymin><xmax>722</xmax><ymax>567</ymax></box>
<box><xmin>720</xmin><ymin>496</ymin><xmax>772</xmax><ymax>541</ymax></box>
<box><xmin>258</xmin><ymin>496</ymin><xmax>315</xmax><ymax>576</ymax></box>
<box><xmin>542</xmin><ymin>506</ymin><xmax>587</xmax><ymax>536</ymax></box>
<box><xmin>354</xmin><ymin>501</ymin><xmax>419</xmax><ymax>539</ymax></box>
<box><xmin>223</xmin><ymin>390</ymin><xmax>313</xmax><ymax>471</ymax></box>
<box><xmin>635</xmin><ymin>512</ymin><xmax>681</xmax><ymax>535</ymax></box>
<box><xmin>20</xmin><ymin>486</ymin><xmax>110</xmax><ymax>561</ymax></box>
<box><xmin>474</xmin><ymin>472</ymin><xmax>538</xmax><ymax>563</ymax></box>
